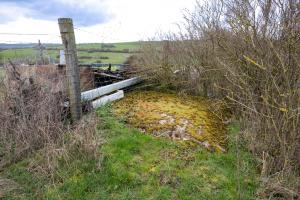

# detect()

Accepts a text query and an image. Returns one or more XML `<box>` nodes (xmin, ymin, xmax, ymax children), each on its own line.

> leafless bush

<box><xmin>0</xmin><ymin>63</ymin><xmax>66</xmax><ymax>169</ymax></box>
<box><xmin>136</xmin><ymin>33</ymin><xmax>224</xmax><ymax>96</ymax></box>
<box><xmin>0</xmin><ymin>62</ymin><xmax>105</xmax><ymax>183</ymax></box>
<box><xmin>136</xmin><ymin>0</ymin><xmax>300</xmax><ymax>198</ymax></box>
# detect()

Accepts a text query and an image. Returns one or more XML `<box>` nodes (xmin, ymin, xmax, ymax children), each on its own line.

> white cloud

<box><xmin>0</xmin><ymin>0</ymin><xmax>196</xmax><ymax>43</ymax></box>
<box><xmin>0</xmin><ymin>3</ymin><xmax>32</xmax><ymax>22</ymax></box>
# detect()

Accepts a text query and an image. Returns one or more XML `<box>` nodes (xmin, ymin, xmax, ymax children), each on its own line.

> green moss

<box><xmin>113</xmin><ymin>91</ymin><xmax>228</xmax><ymax>152</ymax></box>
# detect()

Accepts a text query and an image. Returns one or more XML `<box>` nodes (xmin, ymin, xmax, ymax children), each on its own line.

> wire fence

<box><xmin>0</xmin><ymin>32</ymin><xmax>62</xmax><ymax>66</ymax></box>
<box><xmin>0</xmin><ymin>26</ymin><xmax>137</xmax><ymax>67</ymax></box>
<box><xmin>0</xmin><ymin>26</ymin><xmax>138</xmax><ymax>99</ymax></box>
<box><xmin>0</xmin><ymin>20</ymin><xmax>140</xmax><ymax>172</ymax></box>
<box><xmin>0</xmin><ymin>61</ymin><xmax>136</xmax><ymax>124</ymax></box>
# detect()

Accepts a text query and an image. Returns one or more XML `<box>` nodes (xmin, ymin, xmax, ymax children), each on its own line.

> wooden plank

<box><xmin>93</xmin><ymin>72</ymin><xmax>123</xmax><ymax>80</ymax></box>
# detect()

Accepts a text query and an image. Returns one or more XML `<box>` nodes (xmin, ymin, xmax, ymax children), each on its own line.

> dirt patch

<box><xmin>113</xmin><ymin>91</ymin><xmax>228</xmax><ymax>152</ymax></box>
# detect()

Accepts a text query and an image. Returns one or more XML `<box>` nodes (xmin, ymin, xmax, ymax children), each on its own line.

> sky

<box><xmin>0</xmin><ymin>0</ymin><xmax>196</xmax><ymax>44</ymax></box>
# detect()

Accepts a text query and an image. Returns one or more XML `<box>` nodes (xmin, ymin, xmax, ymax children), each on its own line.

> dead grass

<box><xmin>27</xmin><ymin>113</ymin><xmax>105</xmax><ymax>180</ymax></box>
<box><xmin>0</xmin><ymin>63</ymin><xmax>66</xmax><ymax>170</ymax></box>
<box><xmin>0</xmin><ymin>177</ymin><xmax>19</xmax><ymax>198</ymax></box>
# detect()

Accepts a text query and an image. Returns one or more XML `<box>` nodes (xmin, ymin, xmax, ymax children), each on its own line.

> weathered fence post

<box><xmin>37</xmin><ymin>40</ymin><xmax>44</xmax><ymax>64</ymax></box>
<box><xmin>58</xmin><ymin>18</ymin><xmax>82</xmax><ymax>121</ymax></box>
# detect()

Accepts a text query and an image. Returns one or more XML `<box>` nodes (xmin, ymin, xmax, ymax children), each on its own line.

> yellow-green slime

<box><xmin>113</xmin><ymin>91</ymin><xmax>228</xmax><ymax>152</ymax></box>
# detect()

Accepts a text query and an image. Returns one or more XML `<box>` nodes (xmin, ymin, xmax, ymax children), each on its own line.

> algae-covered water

<box><xmin>113</xmin><ymin>91</ymin><xmax>228</xmax><ymax>152</ymax></box>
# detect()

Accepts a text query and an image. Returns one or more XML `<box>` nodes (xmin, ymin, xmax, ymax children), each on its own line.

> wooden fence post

<box><xmin>58</xmin><ymin>18</ymin><xmax>82</xmax><ymax>121</ymax></box>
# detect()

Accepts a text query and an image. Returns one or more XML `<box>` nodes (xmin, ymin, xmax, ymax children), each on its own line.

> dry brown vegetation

<box><xmin>27</xmin><ymin>113</ymin><xmax>104</xmax><ymax>180</ymax></box>
<box><xmin>135</xmin><ymin>0</ymin><xmax>300</xmax><ymax>198</ymax></box>
<box><xmin>0</xmin><ymin>63</ymin><xmax>103</xmax><ymax>178</ymax></box>
<box><xmin>0</xmin><ymin>63</ymin><xmax>65</xmax><ymax>170</ymax></box>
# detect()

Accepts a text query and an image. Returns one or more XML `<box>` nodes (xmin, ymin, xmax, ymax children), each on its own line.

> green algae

<box><xmin>113</xmin><ymin>91</ymin><xmax>228</xmax><ymax>152</ymax></box>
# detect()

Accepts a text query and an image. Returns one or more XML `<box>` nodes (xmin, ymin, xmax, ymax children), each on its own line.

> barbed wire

<box><xmin>0</xmin><ymin>39</ymin><xmax>33</xmax><ymax>44</ymax></box>
<box><xmin>0</xmin><ymin>25</ymin><xmax>124</xmax><ymax>44</ymax></box>
<box><xmin>73</xmin><ymin>25</ymin><xmax>117</xmax><ymax>44</ymax></box>
<box><xmin>0</xmin><ymin>32</ymin><xmax>61</xmax><ymax>37</ymax></box>
<box><xmin>74</xmin><ymin>27</ymin><xmax>99</xmax><ymax>36</ymax></box>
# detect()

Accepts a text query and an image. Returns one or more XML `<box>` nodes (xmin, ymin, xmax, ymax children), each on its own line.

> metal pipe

<box><xmin>92</xmin><ymin>90</ymin><xmax>124</xmax><ymax>108</ymax></box>
<box><xmin>81</xmin><ymin>77</ymin><xmax>141</xmax><ymax>101</ymax></box>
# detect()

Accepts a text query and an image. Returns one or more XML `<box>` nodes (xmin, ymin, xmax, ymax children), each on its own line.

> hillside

<box><xmin>0</xmin><ymin>42</ymin><xmax>144</xmax><ymax>65</ymax></box>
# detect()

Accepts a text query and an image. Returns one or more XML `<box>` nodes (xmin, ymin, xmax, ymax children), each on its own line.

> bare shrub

<box><xmin>136</xmin><ymin>34</ymin><xmax>224</xmax><ymax>96</ymax></box>
<box><xmin>0</xmin><ymin>63</ymin><xmax>66</xmax><ymax>169</ymax></box>
<box><xmin>136</xmin><ymin>0</ymin><xmax>300</xmax><ymax>197</ymax></box>
<box><xmin>0</xmin><ymin>62</ymin><xmax>105</xmax><ymax>184</ymax></box>
<box><xmin>219</xmin><ymin>1</ymin><xmax>300</xmax><ymax>197</ymax></box>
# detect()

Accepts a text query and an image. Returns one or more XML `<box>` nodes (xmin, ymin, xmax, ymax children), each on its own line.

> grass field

<box><xmin>1</xmin><ymin>105</ymin><xmax>258</xmax><ymax>199</ymax></box>
<box><xmin>0</xmin><ymin>42</ymin><xmax>141</xmax><ymax>65</ymax></box>
<box><xmin>76</xmin><ymin>42</ymin><xmax>142</xmax><ymax>51</ymax></box>
<box><xmin>77</xmin><ymin>51</ymin><xmax>131</xmax><ymax>64</ymax></box>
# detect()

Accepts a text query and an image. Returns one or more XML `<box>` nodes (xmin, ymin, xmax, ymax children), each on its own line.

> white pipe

<box><xmin>92</xmin><ymin>90</ymin><xmax>124</xmax><ymax>108</ymax></box>
<box><xmin>59</xmin><ymin>50</ymin><xmax>65</xmax><ymax>64</ymax></box>
<box><xmin>81</xmin><ymin>77</ymin><xmax>141</xmax><ymax>101</ymax></box>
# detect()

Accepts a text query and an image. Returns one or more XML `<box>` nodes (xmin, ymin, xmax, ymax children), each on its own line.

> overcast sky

<box><xmin>0</xmin><ymin>0</ymin><xmax>196</xmax><ymax>44</ymax></box>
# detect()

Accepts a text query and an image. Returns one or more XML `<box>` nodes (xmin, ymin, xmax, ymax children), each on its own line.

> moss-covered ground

<box><xmin>114</xmin><ymin>91</ymin><xmax>228</xmax><ymax>152</ymax></box>
<box><xmin>1</xmin><ymin>105</ymin><xmax>258</xmax><ymax>199</ymax></box>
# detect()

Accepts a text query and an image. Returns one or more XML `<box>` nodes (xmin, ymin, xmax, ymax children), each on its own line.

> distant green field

<box><xmin>78</xmin><ymin>51</ymin><xmax>131</xmax><ymax>64</ymax></box>
<box><xmin>76</xmin><ymin>42</ymin><xmax>142</xmax><ymax>51</ymax></box>
<box><xmin>0</xmin><ymin>48</ymin><xmax>35</xmax><ymax>59</ymax></box>
<box><xmin>0</xmin><ymin>42</ymin><xmax>142</xmax><ymax>65</ymax></box>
